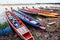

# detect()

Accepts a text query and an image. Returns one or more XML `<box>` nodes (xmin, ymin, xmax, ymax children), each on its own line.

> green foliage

<box><xmin>0</xmin><ymin>22</ymin><xmax>8</xmax><ymax>28</ymax></box>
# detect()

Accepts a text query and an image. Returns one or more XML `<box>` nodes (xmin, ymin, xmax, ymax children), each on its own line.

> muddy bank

<box><xmin>0</xmin><ymin>16</ymin><xmax>60</xmax><ymax>40</ymax></box>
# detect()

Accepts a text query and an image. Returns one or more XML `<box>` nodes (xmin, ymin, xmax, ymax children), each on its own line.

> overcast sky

<box><xmin>0</xmin><ymin>0</ymin><xmax>60</xmax><ymax>4</ymax></box>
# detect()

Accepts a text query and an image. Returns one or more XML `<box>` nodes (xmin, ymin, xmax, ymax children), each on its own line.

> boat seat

<box><xmin>26</xmin><ymin>17</ymin><xmax>32</xmax><ymax>21</ymax></box>
<box><xmin>29</xmin><ymin>11</ymin><xmax>32</xmax><ymax>12</ymax></box>
<box><xmin>9</xmin><ymin>16</ymin><xmax>14</xmax><ymax>21</ymax></box>
<box><xmin>8</xmin><ymin>15</ymin><xmax>20</xmax><ymax>29</ymax></box>
<box><xmin>36</xmin><ymin>23</ymin><xmax>42</xmax><ymax>26</ymax></box>
<box><xmin>14</xmin><ymin>23</ymin><xmax>20</xmax><ymax>28</ymax></box>
<box><xmin>13</xmin><ymin>20</ymin><xmax>20</xmax><ymax>28</ymax></box>
<box><xmin>12</xmin><ymin>17</ymin><xmax>20</xmax><ymax>29</ymax></box>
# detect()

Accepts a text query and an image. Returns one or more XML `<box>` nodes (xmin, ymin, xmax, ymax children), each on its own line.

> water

<box><xmin>0</xmin><ymin>26</ymin><xmax>13</xmax><ymax>36</ymax></box>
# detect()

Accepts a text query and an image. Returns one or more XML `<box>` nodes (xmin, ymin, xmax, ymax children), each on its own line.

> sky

<box><xmin>0</xmin><ymin>0</ymin><xmax>60</xmax><ymax>4</ymax></box>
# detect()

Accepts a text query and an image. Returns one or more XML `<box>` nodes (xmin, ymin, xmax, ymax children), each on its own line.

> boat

<box><xmin>11</xmin><ymin>8</ymin><xmax>46</xmax><ymax>30</ymax></box>
<box><xmin>38</xmin><ymin>12</ymin><xmax>58</xmax><ymax>18</ymax></box>
<box><xmin>25</xmin><ymin>8</ymin><xmax>60</xmax><ymax>17</ymax></box>
<box><xmin>20</xmin><ymin>8</ymin><xmax>57</xmax><ymax>17</ymax></box>
<box><xmin>24</xmin><ymin>8</ymin><xmax>43</xmax><ymax>13</ymax></box>
<box><xmin>20</xmin><ymin>8</ymin><xmax>37</xmax><ymax>15</ymax></box>
<box><xmin>5</xmin><ymin>8</ymin><xmax>34</xmax><ymax>40</ymax></box>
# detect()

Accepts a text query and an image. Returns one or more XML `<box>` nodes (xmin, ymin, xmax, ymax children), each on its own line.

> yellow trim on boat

<box><xmin>38</xmin><ymin>13</ymin><xmax>57</xmax><ymax>17</ymax></box>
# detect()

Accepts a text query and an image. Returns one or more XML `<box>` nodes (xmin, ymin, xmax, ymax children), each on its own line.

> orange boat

<box><xmin>5</xmin><ymin>8</ymin><xmax>34</xmax><ymax>40</ymax></box>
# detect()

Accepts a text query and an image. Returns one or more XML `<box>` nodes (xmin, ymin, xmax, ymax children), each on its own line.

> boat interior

<box><xmin>6</xmin><ymin>12</ymin><xmax>34</xmax><ymax>40</ymax></box>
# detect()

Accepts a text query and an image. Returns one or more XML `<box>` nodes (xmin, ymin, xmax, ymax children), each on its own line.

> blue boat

<box><xmin>12</xmin><ymin>9</ymin><xmax>46</xmax><ymax>30</ymax></box>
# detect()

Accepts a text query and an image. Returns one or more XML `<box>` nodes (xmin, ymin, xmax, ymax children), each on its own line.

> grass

<box><xmin>0</xmin><ymin>22</ymin><xmax>9</xmax><ymax>28</ymax></box>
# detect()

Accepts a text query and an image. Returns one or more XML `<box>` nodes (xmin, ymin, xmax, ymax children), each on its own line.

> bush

<box><xmin>0</xmin><ymin>22</ymin><xmax>9</xmax><ymax>28</ymax></box>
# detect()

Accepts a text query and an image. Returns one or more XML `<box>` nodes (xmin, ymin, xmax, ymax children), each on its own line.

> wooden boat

<box><xmin>24</xmin><ymin>8</ymin><xmax>60</xmax><ymax>17</ymax></box>
<box><xmin>38</xmin><ymin>12</ymin><xmax>58</xmax><ymax>18</ymax></box>
<box><xmin>11</xmin><ymin>9</ymin><xmax>46</xmax><ymax>30</ymax></box>
<box><xmin>25</xmin><ymin>8</ymin><xmax>43</xmax><ymax>13</ymax></box>
<box><xmin>5</xmin><ymin>9</ymin><xmax>34</xmax><ymax>40</ymax></box>
<box><xmin>38</xmin><ymin>11</ymin><xmax>60</xmax><ymax>17</ymax></box>
<box><xmin>20</xmin><ymin>9</ymin><xmax>37</xmax><ymax>15</ymax></box>
<box><xmin>20</xmin><ymin>8</ymin><xmax>57</xmax><ymax>17</ymax></box>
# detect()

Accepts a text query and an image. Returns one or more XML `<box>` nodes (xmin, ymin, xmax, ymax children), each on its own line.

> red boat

<box><xmin>26</xmin><ymin>8</ymin><xmax>60</xmax><ymax>16</ymax></box>
<box><xmin>21</xmin><ymin>8</ymin><xmax>60</xmax><ymax>17</ymax></box>
<box><xmin>20</xmin><ymin>8</ymin><xmax>44</xmax><ymax>15</ymax></box>
<box><xmin>25</xmin><ymin>8</ymin><xmax>43</xmax><ymax>13</ymax></box>
<box><xmin>5</xmin><ymin>8</ymin><xmax>34</xmax><ymax>40</ymax></box>
<box><xmin>20</xmin><ymin>8</ymin><xmax>38</xmax><ymax>15</ymax></box>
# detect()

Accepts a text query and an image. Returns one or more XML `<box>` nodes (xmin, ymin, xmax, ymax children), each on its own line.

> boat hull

<box><xmin>12</xmin><ymin>10</ymin><xmax>46</xmax><ymax>30</ymax></box>
<box><xmin>25</xmin><ymin>8</ymin><xmax>60</xmax><ymax>17</ymax></box>
<box><xmin>5</xmin><ymin>10</ymin><xmax>34</xmax><ymax>40</ymax></box>
<box><xmin>38</xmin><ymin>13</ymin><xmax>57</xmax><ymax>18</ymax></box>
